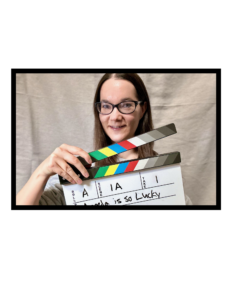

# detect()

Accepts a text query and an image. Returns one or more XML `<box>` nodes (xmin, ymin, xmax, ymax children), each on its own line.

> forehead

<box><xmin>100</xmin><ymin>78</ymin><xmax>138</xmax><ymax>102</ymax></box>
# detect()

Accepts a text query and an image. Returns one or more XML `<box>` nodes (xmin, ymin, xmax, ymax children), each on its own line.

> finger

<box><xmin>60</xmin><ymin>144</ymin><xmax>92</xmax><ymax>164</ymax></box>
<box><xmin>52</xmin><ymin>161</ymin><xmax>81</xmax><ymax>185</ymax></box>
<box><xmin>55</xmin><ymin>147</ymin><xmax>90</xmax><ymax>179</ymax></box>
<box><xmin>54</xmin><ymin>156</ymin><xmax>83</xmax><ymax>184</ymax></box>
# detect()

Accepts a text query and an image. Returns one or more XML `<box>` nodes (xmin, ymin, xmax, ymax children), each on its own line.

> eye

<box><xmin>122</xmin><ymin>102</ymin><xmax>132</xmax><ymax>108</ymax></box>
<box><xmin>102</xmin><ymin>104</ymin><xmax>111</xmax><ymax>109</ymax></box>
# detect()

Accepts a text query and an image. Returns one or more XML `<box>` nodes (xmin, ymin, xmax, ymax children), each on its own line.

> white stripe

<box><xmin>134</xmin><ymin>159</ymin><xmax>149</xmax><ymax>171</ymax></box>
<box><xmin>127</xmin><ymin>136</ymin><xmax>146</xmax><ymax>147</ymax></box>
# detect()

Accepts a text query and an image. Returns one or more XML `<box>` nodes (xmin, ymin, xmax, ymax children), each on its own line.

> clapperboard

<box><xmin>59</xmin><ymin>123</ymin><xmax>186</xmax><ymax>206</ymax></box>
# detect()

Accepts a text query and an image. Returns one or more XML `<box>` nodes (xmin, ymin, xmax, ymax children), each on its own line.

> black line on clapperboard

<box><xmin>75</xmin><ymin>182</ymin><xmax>175</xmax><ymax>204</ymax></box>
<box><xmin>139</xmin><ymin>172</ymin><xmax>143</xmax><ymax>189</ymax></box>
<box><xmin>95</xmin><ymin>181</ymin><xmax>99</xmax><ymax>198</ymax></box>
<box><xmin>125</xmin><ymin>194</ymin><xmax>176</xmax><ymax>205</ymax></box>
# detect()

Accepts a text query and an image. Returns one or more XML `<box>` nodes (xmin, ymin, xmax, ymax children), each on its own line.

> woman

<box><xmin>16</xmin><ymin>73</ymin><xmax>192</xmax><ymax>205</ymax></box>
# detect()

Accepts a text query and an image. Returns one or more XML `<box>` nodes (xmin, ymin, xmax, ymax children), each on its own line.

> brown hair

<box><xmin>93</xmin><ymin>73</ymin><xmax>158</xmax><ymax>167</ymax></box>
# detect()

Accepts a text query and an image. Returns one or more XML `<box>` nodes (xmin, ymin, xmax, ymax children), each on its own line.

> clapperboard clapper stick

<box><xmin>59</xmin><ymin>123</ymin><xmax>180</xmax><ymax>185</ymax></box>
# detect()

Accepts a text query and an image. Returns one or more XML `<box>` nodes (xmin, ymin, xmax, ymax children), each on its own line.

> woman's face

<box><xmin>99</xmin><ymin>78</ymin><xmax>147</xmax><ymax>144</ymax></box>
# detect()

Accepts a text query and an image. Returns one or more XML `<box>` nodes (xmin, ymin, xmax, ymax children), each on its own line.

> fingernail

<box><xmin>85</xmin><ymin>172</ymin><xmax>89</xmax><ymax>178</ymax></box>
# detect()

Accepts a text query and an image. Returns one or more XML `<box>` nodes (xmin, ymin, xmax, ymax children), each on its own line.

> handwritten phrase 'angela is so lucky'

<box><xmin>82</xmin><ymin>189</ymin><xmax>161</xmax><ymax>206</ymax></box>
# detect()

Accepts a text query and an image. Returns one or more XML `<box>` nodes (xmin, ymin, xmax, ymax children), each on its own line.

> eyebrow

<box><xmin>100</xmin><ymin>98</ymin><xmax>136</xmax><ymax>103</ymax></box>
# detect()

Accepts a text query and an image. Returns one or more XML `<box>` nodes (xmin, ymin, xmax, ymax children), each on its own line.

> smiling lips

<box><xmin>109</xmin><ymin>125</ymin><xmax>126</xmax><ymax>130</ymax></box>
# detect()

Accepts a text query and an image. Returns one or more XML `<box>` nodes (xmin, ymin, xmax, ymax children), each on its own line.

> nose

<box><xmin>110</xmin><ymin>106</ymin><xmax>123</xmax><ymax>120</ymax></box>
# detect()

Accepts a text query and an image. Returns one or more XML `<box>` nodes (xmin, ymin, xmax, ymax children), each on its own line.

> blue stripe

<box><xmin>114</xmin><ymin>162</ymin><xmax>129</xmax><ymax>175</ymax></box>
<box><xmin>108</xmin><ymin>144</ymin><xmax>127</xmax><ymax>154</ymax></box>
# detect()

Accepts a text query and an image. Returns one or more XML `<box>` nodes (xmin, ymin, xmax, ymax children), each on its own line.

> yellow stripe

<box><xmin>105</xmin><ymin>164</ymin><xmax>119</xmax><ymax>176</ymax></box>
<box><xmin>99</xmin><ymin>147</ymin><xmax>117</xmax><ymax>157</ymax></box>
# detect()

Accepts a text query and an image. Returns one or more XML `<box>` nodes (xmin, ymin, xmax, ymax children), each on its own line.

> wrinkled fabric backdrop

<box><xmin>16</xmin><ymin>73</ymin><xmax>216</xmax><ymax>205</ymax></box>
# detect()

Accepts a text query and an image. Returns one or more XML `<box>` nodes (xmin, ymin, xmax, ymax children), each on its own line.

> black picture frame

<box><xmin>12</xmin><ymin>68</ymin><xmax>221</xmax><ymax>210</ymax></box>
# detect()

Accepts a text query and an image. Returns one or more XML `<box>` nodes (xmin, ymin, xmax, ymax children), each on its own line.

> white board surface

<box><xmin>62</xmin><ymin>164</ymin><xmax>186</xmax><ymax>206</ymax></box>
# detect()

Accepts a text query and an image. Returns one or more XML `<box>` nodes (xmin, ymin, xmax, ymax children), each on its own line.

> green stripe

<box><xmin>94</xmin><ymin>166</ymin><xmax>109</xmax><ymax>178</ymax></box>
<box><xmin>90</xmin><ymin>151</ymin><xmax>108</xmax><ymax>161</ymax></box>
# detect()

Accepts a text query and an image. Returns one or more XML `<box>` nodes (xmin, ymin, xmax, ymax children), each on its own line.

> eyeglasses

<box><xmin>95</xmin><ymin>100</ymin><xmax>144</xmax><ymax>115</ymax></box>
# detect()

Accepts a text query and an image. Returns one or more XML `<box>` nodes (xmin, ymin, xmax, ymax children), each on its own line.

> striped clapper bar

<box><xmin>59</xmin><ymin>123</ymin><xmax>179</xmax><ymax>185</ymax></box>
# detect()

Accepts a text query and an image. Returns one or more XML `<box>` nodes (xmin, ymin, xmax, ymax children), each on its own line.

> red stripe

<box><xmin>118</xmin><ymin>140</ymin><xmax>136</xmax><ymax>150</ymax></box>
<box><xmin>125</xmin><ymin>160</ymin><xmax>139</xmax><ymax>172</ymax></box>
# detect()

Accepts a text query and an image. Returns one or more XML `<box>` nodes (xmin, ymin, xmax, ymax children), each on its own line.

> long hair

<box><xmin>93</xmin><ymin>73</ymin><xmax>158</xmax><ymax>167</ymax></box>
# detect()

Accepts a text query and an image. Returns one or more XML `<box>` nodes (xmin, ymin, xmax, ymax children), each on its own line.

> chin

<box><xmin>110</xmin><ymin>134</ymin><xmax>128</xmax><ymax>144</ymax></box>
<box><xmin>111</xmin><ymin>137</ymin><xmax>123</xmax><ymax>144</ymax></box>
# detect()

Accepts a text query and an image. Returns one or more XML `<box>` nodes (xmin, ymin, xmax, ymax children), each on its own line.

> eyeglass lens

<box><xmin>97</xmin><ymin>101</ymin><xmax>136</xmax><ymax>114</ymax></box>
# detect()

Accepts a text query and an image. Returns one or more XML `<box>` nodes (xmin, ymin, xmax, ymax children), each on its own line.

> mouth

<box><xmin>109</xmin><ymin>125</ymin><xmax>126</xmax><ymax>131</ymax></box>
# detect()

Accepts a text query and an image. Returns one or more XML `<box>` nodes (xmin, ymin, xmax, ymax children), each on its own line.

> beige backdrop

<box><xmin>16</xmin><ymin>73</ymin><xmax>216</xmax><ymax>205</ymax></box>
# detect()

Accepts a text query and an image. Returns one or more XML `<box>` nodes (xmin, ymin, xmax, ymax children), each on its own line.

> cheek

<box><xmin>99</xmin><ymin>115</ymin><xmax>108</xmax><ymax>127</ymax></box>
<box><xmin>127</xmin><ymin>114</ymin><xmax>139</xmax><ymax>126</ymax></box>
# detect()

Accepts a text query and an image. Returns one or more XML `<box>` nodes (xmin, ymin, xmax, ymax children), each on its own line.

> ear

<box><xmin>140</xmin><ymin>101</ymin><xmax>147</xmax><ymax>120</ymax></box>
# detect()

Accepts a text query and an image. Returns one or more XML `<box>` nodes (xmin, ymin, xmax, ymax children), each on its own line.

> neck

<box><xmin>117</xmin><ymin>149</ymin><xmax>138</xmax><ymax>160</ymax></box>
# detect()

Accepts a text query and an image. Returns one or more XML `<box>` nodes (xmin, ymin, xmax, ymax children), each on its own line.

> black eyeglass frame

<box><xmin>95</xmin><ymin>100</ymin><xmax>145</xmax><ymax>115</ymax></box>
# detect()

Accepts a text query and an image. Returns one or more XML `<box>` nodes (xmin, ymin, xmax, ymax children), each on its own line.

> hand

<box><xmin>38</xmin><ymin>144</ymin><xmax>92</xmax><ymax>184</ymax></box>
